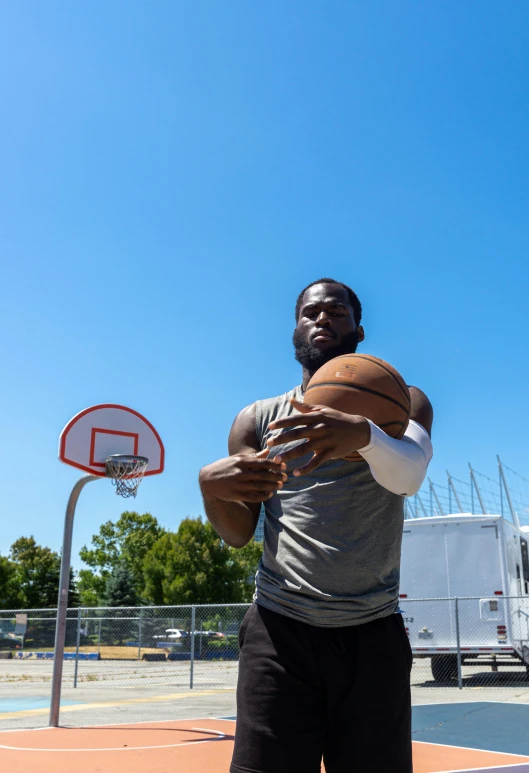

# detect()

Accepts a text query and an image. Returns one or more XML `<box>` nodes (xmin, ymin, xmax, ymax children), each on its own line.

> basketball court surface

<box><xmin>2</xmin><ymin>701</ymin><xmax>529</xmax><ymax>772</ymax></box>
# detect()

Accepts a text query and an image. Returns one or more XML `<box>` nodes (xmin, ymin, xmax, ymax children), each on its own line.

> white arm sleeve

<box><xmin>356</xmin><ymin>419</ymin><xmax>433</xmax><ymax>497</ymax></box>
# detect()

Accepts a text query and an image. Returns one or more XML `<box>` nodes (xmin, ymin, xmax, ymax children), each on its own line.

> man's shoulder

<box><xmin>256</xmin><ymin>385</ymin><xmax>302</xmax><ymax>407</ymax></box>
<box><xmin>254</xmin><ymin>386</ymin><xmax>303</xmax><ymax>445</ymax></box>
<box><xmin>408</xmin><ymin>386</ymin><xmax>433</xmax><ymax>436</ymax></box>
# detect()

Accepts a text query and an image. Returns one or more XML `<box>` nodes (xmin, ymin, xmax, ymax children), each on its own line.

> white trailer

<box><xmin>399</xmin><ymin>514</ymin><xmax>529</xmax><ymax>682</ymax></box>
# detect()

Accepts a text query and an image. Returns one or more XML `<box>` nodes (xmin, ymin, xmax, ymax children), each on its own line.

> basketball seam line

<box><xmin>305</xmin><ymin>381</ymin><xmax>411</xmax><ymax>415</ymax></box>
<box><xmin>345</xmin><ymin>354</ymin><xmax>411</xmax><ymax>404</ymax></box>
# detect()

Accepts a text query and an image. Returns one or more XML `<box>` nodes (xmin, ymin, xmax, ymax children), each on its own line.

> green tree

<box><xmin>102</xmin><ymin>564</ymin><xmax>140</xmax><ymax>607</ymax></box>
<box><xmin>0</xmin><ymin>555</ymin><xmax>24</xmax><ymax>609</ymax></box>
<box><xmin>9</xmin><ymin>537</ymin><xmax>78</xmax><ymax>609</ymax></box>
<box><xmin>77</xmin><ymin>569</ymin><xmax>105</xmax><ymax>607</ymax></box>
<box><xmin>235</xmin><ymin>539</ymin><xmax>263</xmax><ymax>602</ymax></box>
<box><xmin>142</xmin><ymin>517</ymin><xmax>262</xmax><ymax>605</ymax></box>
<box><xmin>79</xmin><ymin>512</ymin><xmax>165</xmax><ymax>598</ymax></box>
<box><xmin>101</xmin><ymin>563</ymin><xmax>140</xmax><ymax>646</ymax></box>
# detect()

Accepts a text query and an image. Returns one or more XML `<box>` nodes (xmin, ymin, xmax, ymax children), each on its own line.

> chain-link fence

<box><xmin>0</xmin><ymin>604</ymin><xmax>249</xmax><ymax>689</ymax></box>
<box><xmin>1</xmin><ymin>599</ymin><xmax>528</xmax><ymax>690</ymax></box>
<box><xmin>403</xmin><ymin>596</ymin><xmax>529</xmax><ymax>688</ymax></box>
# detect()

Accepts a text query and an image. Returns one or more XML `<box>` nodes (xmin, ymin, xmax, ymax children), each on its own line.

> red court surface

<box><xmin>1</xmin><ymin>718</ymin><xmax>529</xmax><ymax>773</ymax></box>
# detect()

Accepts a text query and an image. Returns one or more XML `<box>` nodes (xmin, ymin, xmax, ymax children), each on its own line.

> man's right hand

<box><xmin>199</xmin><ymin>449</ymin><xmax>287</xmax><ymax>503</ymax></box>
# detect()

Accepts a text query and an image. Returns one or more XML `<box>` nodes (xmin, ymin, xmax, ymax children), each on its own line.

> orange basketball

<box><xmin>304</xmin><ymin>354</ymin><xmax>411</xmax><ymax>461</ymax></box>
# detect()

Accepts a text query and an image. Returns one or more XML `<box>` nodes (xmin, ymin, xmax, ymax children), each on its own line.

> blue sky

<box><xmin>1</xmin><ymin>1</ymin><xmax>529</xmax><ymax>567</ymax></box>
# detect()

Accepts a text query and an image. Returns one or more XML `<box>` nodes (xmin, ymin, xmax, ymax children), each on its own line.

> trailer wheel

<box><xmin>431</xmin><ymin>654</ymin><xmax>458</xmax><ymax>682</ymax></box>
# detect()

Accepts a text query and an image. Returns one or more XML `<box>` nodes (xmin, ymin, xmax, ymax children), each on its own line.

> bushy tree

<box><xmin>100</xmin><ymin>563</ymin><xmax>140</xmax><ymax>646</ymax></box>
<box><xmin>234</xmin><ymin>539</ymin><xmax>263</xmax><ymax>602</ymax></box>
<box><xmin>79</xmin><ymin>512</ymin><xmax>165</xmax><ymax>602</ymax></box>
<box><xmin>0</xmin><ymin>555</ymin><xmax>24</xmax><ymax>609</ymax></box>
<box><xmin>77</xmin><ymin>569</ymin><xmax>105</xmax><ymax>607</ymax></box>
<box><xmin>102</xmin><ymin>564</ymin><xmax>140</xmax><ymax>607</ymax></box>
<box><xmin>143</xmin><ymin>517</ymin><xmax>262</xmax><ymax>605</ymax></box>
<box><xmin>8</xmin><ymin>537</ymin><xmax>77</xmax><ymax>609</ymax></box>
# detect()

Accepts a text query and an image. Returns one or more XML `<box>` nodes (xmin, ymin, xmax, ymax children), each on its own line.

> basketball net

<box><xmin>105</xmin><ymin>455</ymin><xmax>148</xmax><ymax>498</ymax></box>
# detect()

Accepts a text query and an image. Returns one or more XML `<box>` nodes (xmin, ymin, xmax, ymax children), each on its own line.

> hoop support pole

<box><xmin>49</xmin><ymin>474</ymin><xmax>100</xmax><ymax>727</ymax></box>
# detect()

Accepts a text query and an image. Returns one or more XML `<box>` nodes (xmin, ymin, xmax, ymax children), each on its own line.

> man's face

<box><xmin>293</xmin><ymin>283</ymin><xmax>365</xmax><ymax>371</ymax></box>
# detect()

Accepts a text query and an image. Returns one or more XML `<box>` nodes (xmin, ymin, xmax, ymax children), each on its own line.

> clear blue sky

<box><xmin>1</xmin><ymin>1</ymin><xmax>529</xmax><ymax>567</ymax></box>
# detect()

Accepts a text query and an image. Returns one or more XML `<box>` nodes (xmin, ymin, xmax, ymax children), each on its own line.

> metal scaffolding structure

<box><xmin>405</xmin><ymin>456</ymin><xmax>529</xmax><ymax>527</ymax></box>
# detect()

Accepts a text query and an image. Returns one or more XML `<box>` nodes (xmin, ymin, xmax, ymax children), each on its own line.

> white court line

<box><xmin>0</xmin><ymin>726</ymin><xmax>226</xmax><ymax>752</ymax></box>
<box><xmin>433</xmin><ymin>763</ymin><xmax>529</xmax><ymax>773</ymax></box>
<box><xmin>0</xmin><ymin>715</ymin><xmax>234</xmax><ymax>732</ymax></box>
<box><xmin>412</xmin><ymin>701</ymin><xmax>529</xmax><ymax>708</ymax></box>
<box><xmin>415</xmin><ymin>741</ymin><xmax>529</xmax><ymax>759</ymax></box>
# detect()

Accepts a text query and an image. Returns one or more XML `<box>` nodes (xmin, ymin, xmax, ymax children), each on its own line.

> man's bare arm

<box><xmin>198</xmin><ymin>404</ymin><xmax>287</xmax><ymax>548</ymax></box>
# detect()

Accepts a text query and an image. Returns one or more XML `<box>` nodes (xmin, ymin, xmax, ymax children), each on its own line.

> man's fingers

<box><xmin>266</xmin><ymin>426</ymin><xmax>322</xmax><ymax>447</ymax></box>
<box><xmin>239</xmin><ymin>480</ymin><xmax>285</xmax><ymax>500</ymax></box>
<box><xmin>239</xmin><ymin>470</ymin><xmax>288</xmax><ymax>484</ymax></box>
<box><xmin>241</xmin><ymin>480</ymin><xmax>283</xmax><ymax>494</ymax></box>
<box><xmin>272</xmin><ymin>440</ymin><xmax>318</xmax><ymax>464</ymax></box>
<box><xmin>242</xmin><ymin>456</ymin><xmax>286</xmax><ymax>471</ymax></box>
<box><xmin>289</xmin><ymin>397</ymin><xmax>317</xmax><ymax>413</ymax></box>
<box><xmin>254</xmin><ymin>448</ymin><xmax>271</xmax><ymax>459</ymax></box>
<box><xmin>268</xmin><ymin>413</ymin><xmax>320</xmax><ymax>431</ymax></box>
<box><xmin>293</xmin><ymin>449</ymin><xmax>328</xmax><ymax>477</ymax></box>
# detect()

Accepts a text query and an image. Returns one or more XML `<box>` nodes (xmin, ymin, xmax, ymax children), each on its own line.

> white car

<box><xmin>152</xmin><ymin>628</ymin><xmax>187</xmax><ymax>640</ymax></box>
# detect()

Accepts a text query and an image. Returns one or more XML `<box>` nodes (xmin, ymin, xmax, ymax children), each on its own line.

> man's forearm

<box><xmin>201</xmin><ymin>493</ymin><xmax>258</xmax><ymax>548</ymax></box>
<box><xmin>357</xmin><ymin>419</ymin><xmax>433</xmax><ymax>496</ymax></box>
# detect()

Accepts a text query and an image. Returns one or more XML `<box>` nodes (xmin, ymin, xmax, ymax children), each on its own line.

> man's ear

<box><xmin>357</xmin><ymin>325</ymin><xmax>365</xmax><ymax>343</ymax></box>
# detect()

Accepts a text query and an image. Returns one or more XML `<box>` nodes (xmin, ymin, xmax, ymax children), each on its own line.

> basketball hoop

<box><xmin>53</xmin><ymin>405</ymin><xmax>164</xmax><ymax>727</ymax></box>
<box><xmin>105</xmin><ymin>455</ymin><xmax>149</xmax><ymax>498</ymax></box>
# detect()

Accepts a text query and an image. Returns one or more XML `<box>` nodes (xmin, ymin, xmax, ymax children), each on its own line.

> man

<box><xmin>199</xmin><ymin>278</ymin><xmax>433</xmax><ymax>773</ymax></box>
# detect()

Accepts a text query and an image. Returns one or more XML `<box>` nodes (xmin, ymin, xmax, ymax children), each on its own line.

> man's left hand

<box><xmin>267</xmin><ymin>398</ymin><xmax>371</xmax><ymax>476</ymax></box>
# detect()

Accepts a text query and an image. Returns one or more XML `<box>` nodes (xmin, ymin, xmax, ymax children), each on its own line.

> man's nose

<box><xmin>316</xmin><ymin>311</ymin><xmax>332</xmax><ymax>326</ymax></box>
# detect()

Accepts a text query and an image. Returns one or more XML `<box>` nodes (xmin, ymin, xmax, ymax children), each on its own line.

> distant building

<box><xmin>254</xmin><ymin>504</ymin><xmax>266</xmax><ymax>543</ymax></box>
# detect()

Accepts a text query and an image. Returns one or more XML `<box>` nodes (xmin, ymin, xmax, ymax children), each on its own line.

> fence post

<box><xmin>455</xmin><ymin>598</ymin><xmax>462</xmax><ymax>689</ymax></box>
<box><xmin>190</xmin><ymin>606</ymin><xmax>196</xmax><ymax>690</ymax></box>
<box><xmin>98</xmin><ymin>618</ymin><xmax>102</xmax><ymax>657</ymax></box>
<box><xmin>73</xmin><ymin>607</ymin><xmax>82</xmax><ymax>688</ymax></box>
<box><xmin>138</xmin><ymin>609</ymin><xmax>143</xmax><ymax>661</ymax></box>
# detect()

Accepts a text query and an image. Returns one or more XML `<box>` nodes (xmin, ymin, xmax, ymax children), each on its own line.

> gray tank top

<box><xmin>254</xmin><ymin>385</ymin><xmax>405</xmax><ymax>627</ymax></box>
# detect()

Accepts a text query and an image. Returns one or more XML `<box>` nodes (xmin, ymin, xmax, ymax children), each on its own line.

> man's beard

<box><xmin>293</xmin><ymin>328</ymin><xmax>360</xmax><ymax>371</ymax></box>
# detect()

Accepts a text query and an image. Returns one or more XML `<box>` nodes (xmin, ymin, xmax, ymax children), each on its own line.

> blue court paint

<box><xmin>0</xmin><ymin>696</ymin><xmax>82</xmax><ymax>712</ymax></box>
<box><xmin>412</xmin><ymin>702</ymin><xmax>529</xmax><ymax>757</ymax></box>
<box><xmin>464</xmin><ymin>768</ymin><xmax>529</xmax><ymax>773</ymax></box>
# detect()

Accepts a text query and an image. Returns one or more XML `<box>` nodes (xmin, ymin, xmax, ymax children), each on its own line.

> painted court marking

<box><xmin>0</xmin><ymin>698</ymin><xmax>82</xmax><ymax>713</ymax></box>
<box><xmin>0</xmin><ymin>726</ymin><xmax>226</xmax><ymax>752</ymax></box>
<box><xmin>435</xmin><ymin>767</ymin><xmax>529</xmax><ymax>772</ymax></box>
<box><xmin>0</xmin><ymin>689</ymin><xmax>229</xmax><ymax>720</ymax></box>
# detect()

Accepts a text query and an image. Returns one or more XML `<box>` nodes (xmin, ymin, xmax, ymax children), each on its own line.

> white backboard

<box><xmin>59</xmin><ymin>404</ymin><xmax>164</xmax><ymax>477</ymax></box>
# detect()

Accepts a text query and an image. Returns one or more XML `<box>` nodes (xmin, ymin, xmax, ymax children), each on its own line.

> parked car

<box><xmin>152</xmin><ymin>628</ymin><xmax>187</xmax><ymax>640</ymax></box>
<box><xmin>0</xmin><ymin>635</ymin><xmax>21</xmax><ymax>651</ymax></box>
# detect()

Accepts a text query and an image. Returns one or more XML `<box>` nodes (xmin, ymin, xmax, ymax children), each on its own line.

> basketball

<box><xmin>304</xmin><ymin>354</ymin><xmax>411</xmax><ymax>461</ymax></box>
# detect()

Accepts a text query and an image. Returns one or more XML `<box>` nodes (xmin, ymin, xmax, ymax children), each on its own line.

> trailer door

<box><xmin>400</xmin><ymin>525</ymin><xmax>453</xmax><ymax>647</ymax></box>
<box><xmin>445</xmin><ymin>521</ymin><xmax>504</xmax><ymax>648</ymax></box>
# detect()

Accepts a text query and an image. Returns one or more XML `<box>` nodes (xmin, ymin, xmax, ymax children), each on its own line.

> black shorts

<box><xmin>231</xmin><ymin>603</ymin><xmax>413</xmax><ymax>773</ymax></box>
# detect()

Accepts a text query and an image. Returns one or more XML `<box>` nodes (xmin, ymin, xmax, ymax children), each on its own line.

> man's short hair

<box><xmin>295</xmin><ymin>278</ymin><xmax>362</xmax><ymax>325</ymax></box>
